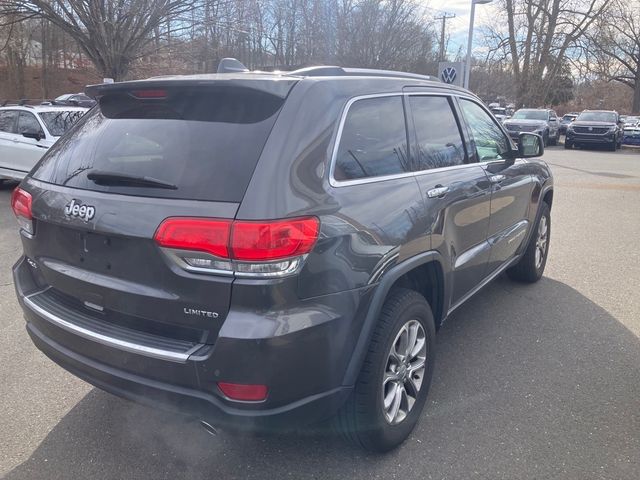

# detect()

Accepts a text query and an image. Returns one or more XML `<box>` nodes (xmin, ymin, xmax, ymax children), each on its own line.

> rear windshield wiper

<box><xmin>87</xmin><ymin>171</ymin><xmax>177</xmax><ymax>190</ymax></box>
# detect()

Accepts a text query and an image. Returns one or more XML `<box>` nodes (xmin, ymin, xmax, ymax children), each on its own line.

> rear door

<box><xmin>23</xmin><ymin>84</ymin><xmax>290</xmax><ymax>346</ymax></box>
<box><xmin>457</xmin><ymin>98</ymin><xmax>535</xmax><ymax>274</ymax></box>
<box><xmin>407</xmin><ymin>94</ymin><xmax>492</xmax><ymax>306</ymax></box>
<box><xmin>14</xmin><ymin>111</ymin><xmax>49</xmax><ymax>172</ymax></box>
<box><xmin>0</xmin><ymin>109</ymin><xmax>22</xmax><ymax>173</ymax></box>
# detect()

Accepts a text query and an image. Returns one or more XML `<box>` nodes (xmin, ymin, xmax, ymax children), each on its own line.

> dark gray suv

<box><xmin>11</xmin><ymin>62</ymin><xmax>553</xmax><ymax>452</ymax></box>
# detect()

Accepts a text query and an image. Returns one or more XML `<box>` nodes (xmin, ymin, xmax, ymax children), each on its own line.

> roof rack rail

<box><xmin>289</xmin><ymin>65</ymin><xmax>440</xmax><ymax>82</ymax></box>
<box><xmin>289</xmin><ymin>66</ymin><xmax>346</xmax><ymax>76</ymax></box>
<box><xmin>1</xmin><ymin>100</ymin><xmax>38</xmax><ymax>107</ymax></box>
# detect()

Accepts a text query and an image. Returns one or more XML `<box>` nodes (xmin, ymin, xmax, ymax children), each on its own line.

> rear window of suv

<box><xmin>32</xmin><ymin>87</ymin><xmax>285</xmax><ymax>202</ymax></box>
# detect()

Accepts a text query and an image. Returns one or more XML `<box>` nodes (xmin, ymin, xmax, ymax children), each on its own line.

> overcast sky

<box><xmin>426</xmin><ymin>0</ymin><xmax>501</xmax><ymax>57</ymax></box>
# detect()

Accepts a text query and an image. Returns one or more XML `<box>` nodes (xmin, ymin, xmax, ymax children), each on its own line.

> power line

<box><xmin>434</xmin><ymin>13</ymin><xmax>456</xmax><ymax>62</ymax></box>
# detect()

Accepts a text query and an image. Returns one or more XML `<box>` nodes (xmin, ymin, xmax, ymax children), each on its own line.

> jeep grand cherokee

<box><xmin>12</xmin><ymin>60</ymin><xmax>553</xmax><ymax>452</ymax></box>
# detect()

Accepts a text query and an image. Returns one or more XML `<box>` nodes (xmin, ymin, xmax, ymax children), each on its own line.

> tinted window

<box><xmin>409</xmin><ymin>96</ymin><xmax>465</xmax><ymax>170</ymax></box>
<box><xmin>334</xmin><ymin>96</ymin><xmax>409</xmax><ymax>181</ymax></box>
<box><xmin>577</xmin><ymin>111</ymin><xmax>617</xmax><ymax>123</ymax></box>
<box><xmin>511</xmin><ymin>110</ymin><xmax>548</xmax><ymax>121</ymax></box>
<box><xmin>32</xmin><ymin>87</ymin><xmax>284</xmax><ymax>202</ymax></box>
<box><xmin>17</xmin><ymin>112</ymin><xmax>42</xmax><ymax>135</ymax></box>
<box><xmin>38</xmin><ymin>110</ymin><xmax>87</xmax><ymax>136</ymax></box>
<box><xmin>0</xmin><ymin>110</ymin><xmax>18</xmax><ymax>133</ymax></box>
<box><xmin>460</xmin><ymin>99</ymin><xmax>511</xmax><ymax>161</ymax></box>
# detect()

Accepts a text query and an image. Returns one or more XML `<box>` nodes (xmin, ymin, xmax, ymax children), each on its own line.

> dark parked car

<box><xmin>565</xmin><ymin>110</ymin><xmax>623</xmax><ymax>151</ymax></box>
<box><xmin>11</xmin><ymin>61</ymin><xmax>553</xmax><ymax>453</ymax></box>
<box><xmin>503</xmin><ymin>108</ymin><xmax>560</xmax><ymax>146</ymax></box>
<box><xmin>559</xmin><ymin>112</ymin><xmax>579</xmax><ymax>134</ymax></box>
<box><xmin>53</xmin><ymin>93</ymin><xmax>97</xmax><ymax>108</ymax></box>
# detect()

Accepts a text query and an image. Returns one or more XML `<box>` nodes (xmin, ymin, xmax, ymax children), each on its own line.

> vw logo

<box><xmin>441</xmin><ymin>67</ymin><xmax>457</xmax><ymax>84</ymax></box>
<box><xmin>588</xmin><ymin>126</ymin><xmax>593</xmax><ymax>131</ymax></box>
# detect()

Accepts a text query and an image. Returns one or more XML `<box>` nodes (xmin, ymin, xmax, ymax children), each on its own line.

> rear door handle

<box><xmin>426</xmin><ymin>185</ymin><xmax>449</xmax><ymax>198</ymax></box>
<box><xmin>489</xmin><ymin>174</ymin><xmax>506</xmax><ymax>184</ymax></box>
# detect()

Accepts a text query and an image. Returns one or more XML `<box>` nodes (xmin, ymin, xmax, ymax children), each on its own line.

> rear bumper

<box><xmin>14</xmin><ymin>256</ymin><xmax>369</xmax><ymax>431</ymax></box>
<box><xmin>26</xmin><ymin>320</ymin><xmax>351</xmax><ymax>430</ymax></box>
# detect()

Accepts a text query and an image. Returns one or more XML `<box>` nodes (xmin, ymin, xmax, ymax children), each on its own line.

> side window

<box><xmin>17</xmin><ymin>112</ymin><xmax>43</xmax><ymax>135</ymax></box>
<box><xmin>409</xmin><ymin>96</ymin><xmax>465</xmax><ymax>170</ymax></box>
<box><xmin>0</xmin><ymin>110</ymin><xmax>18</xmax><ymax>133</ymax></box>
<box><xmin>334</xmin><ymin>96</ymin><xmax>409</xmax><ymax>181</ymax></box>
<box><xmin>459</xmin><ymin>99</ymin><xmax>511</xmax><ymax>162</ymax></box>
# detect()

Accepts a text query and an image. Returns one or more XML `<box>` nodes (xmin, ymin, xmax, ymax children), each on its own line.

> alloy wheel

<box><xmin>535</xmin><ymin>215</ymin><xmax>548</xmax><ymax>269</ymax></box>
<box><xmin>382</xmin><ymin>319</ymin><xmax>427</xmax><ymax>425</ymax></box>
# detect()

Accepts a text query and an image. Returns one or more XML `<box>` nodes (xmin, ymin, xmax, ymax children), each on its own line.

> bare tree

<box><xmin>0</xmin><ymin>0</ymin><xmax>197</xmax><ymax>80</ymax></box>
<box><xmin>487</xmin><ymin>0</ymin><xmax>611</xmax><ymax>108</ymax></box>
<box><xmin>586</xmin><ymin>0</ymin><xmax>640</xmax><ymax>113</ymax></box>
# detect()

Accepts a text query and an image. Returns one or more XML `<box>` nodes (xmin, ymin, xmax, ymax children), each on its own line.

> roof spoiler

<box><xmin>217</xmin><ymin>58</ymin><xmax>250</xmax><ymax>74</ymax></box>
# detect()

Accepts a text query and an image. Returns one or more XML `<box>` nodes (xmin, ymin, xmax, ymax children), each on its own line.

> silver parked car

<box><xmin>0</xmin><ymin>105</ymin><xmax>87</xmax><ymax>183</ymax></box>
<box><xmin>503</xmin><ymin>108</ymin><xmax>561</xmax><ymax>146</ymax></box>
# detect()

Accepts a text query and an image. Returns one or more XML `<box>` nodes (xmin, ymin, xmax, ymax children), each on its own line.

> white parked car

<box><xmin>0</xmin><ymin>105</ymin><xmax>88</xmax><ymax>183</ymax></box>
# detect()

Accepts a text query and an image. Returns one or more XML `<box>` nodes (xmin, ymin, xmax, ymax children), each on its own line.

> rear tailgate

<box><xmin>19</xmin><ymin>79</ymin><xmax>294</xmax><ymax>351</ymax></box>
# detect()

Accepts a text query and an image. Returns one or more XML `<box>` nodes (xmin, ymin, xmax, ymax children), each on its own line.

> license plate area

<box><xmin>78</xmin><ymin>231</ymin><xmax>120</xmax><ymax>272</ymax></box>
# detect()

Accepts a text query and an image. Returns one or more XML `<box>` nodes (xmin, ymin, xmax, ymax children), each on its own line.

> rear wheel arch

<box><xmin>342</xmin><ymin>252</ymin><xmax>447</xmax><ymax>386</ymax></box>
<box><xmin>391</xmin><ymin>261</ymin><xmax>444</xmax><ymax>330</ymax></box>
<box><xmin>542</xmin><ymin>188</ymin><xmax>553</xmax><ymax>209</ymax></box>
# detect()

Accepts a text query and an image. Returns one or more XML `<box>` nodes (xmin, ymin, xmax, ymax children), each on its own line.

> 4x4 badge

<box><xmin>64</xmin><ymin>199</ymin><xmax>96</xmax><ymax>222</ymax></box>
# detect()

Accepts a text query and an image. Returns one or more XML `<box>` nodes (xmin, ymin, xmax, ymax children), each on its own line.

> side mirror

<box><xmin>518</xmin><ymin>132</ymin><xmax>544</xmax><ymax>157</ymax></box>
<box><xmin>22</xmin><ymin>130</ymin><xmax>43</xmax><ymax>141</ymax></box>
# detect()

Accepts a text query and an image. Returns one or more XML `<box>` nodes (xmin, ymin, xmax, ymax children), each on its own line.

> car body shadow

<box><xmin>5</xmin><ymin>276</ymin><xmax>640</xmax><ymax>479</ymax></box>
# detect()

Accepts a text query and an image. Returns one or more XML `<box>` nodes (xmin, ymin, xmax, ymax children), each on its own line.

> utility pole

<box><xmin>435</xmin><ymin>13</ymin><xmax>456</xmax><ymax>62</ymax></box>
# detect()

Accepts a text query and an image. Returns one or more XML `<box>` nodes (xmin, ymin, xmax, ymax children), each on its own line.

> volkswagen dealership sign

<box><xmin>438</xmin><ymin>62</ymin><xmax>464</xmax><ymax>87</ymax></box>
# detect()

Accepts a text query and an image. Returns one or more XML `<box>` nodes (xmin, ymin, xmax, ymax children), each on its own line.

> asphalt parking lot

<box><xmin>1</xmin><ymin>146</ymin><xmax>639</xmax><ymax>480</ymax></box>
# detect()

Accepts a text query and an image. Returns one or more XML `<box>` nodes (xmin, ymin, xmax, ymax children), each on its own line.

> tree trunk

<box><xmin>633</xmin><ymin>75</ymin><xmax>640</xmax><ymax>114</ymax></box>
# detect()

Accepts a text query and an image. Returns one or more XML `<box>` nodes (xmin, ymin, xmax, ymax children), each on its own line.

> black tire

<box><xmin>609</xmin><ymin>138</ymin><xmax>617</xmax><ymax>151</ymax></box>
<box><xmin>549</xmin><ymin>132</ymin><xmax>558</xmax><ymax>146</ymax></box>
<box><xmin>542</xmin><ymin>131</ymin><xmax>549</xmax><ymax>147</ymax></box>
<box><xmin>564</xmin><ymin>140</ymin><xmax>573</xmax><ymax>149</ymax></box>
<box><xmin>507</xmin><ymin>202</ymin><xmax>550</xmax><ymax>283</ymax></box>
<box><xmin>335</xmin><ymin>288</ymin><xmax>436</xmax><ymax>452</ymax></box>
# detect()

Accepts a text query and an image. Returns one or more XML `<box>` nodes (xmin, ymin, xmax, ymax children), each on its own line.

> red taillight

<box><xmin>154</xmin><ymin>218</ymin><xmax>231</xmax><ymax>258</ymax></box>
<box><xmin>154</xmin><ymin>217</ymin><xmax>319</xmax><ymax>261</ymax></box>
<box><xmin>231</xmin><ymin>217</ymin><xmax>319</xmax><ymax>261</ymax></box>
<box><xmin>217</xmin><ymin>382</ymin><xmax>268</xmax><ymax>402</ymax></box>
<box><xmin>11</xmin><ymin>187</ymin><xmax>33</xmax><ymax>220</ymax></box>
<box><xmin>11</xmin><ymin>187</ymin><xmax>34</xmax><ymax>235</ymax></box>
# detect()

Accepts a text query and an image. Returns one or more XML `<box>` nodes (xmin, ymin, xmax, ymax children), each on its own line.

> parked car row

<box><xmin>494</xmin><ymin>106</ymin><xmax>633</xmax><ymax>151</ymax></box>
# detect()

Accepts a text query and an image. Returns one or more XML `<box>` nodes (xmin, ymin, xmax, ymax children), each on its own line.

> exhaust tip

<box><xmin>200</xmin><ymin>420</ymin><xmax>218</xmax><ymax>436</ymax></box>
